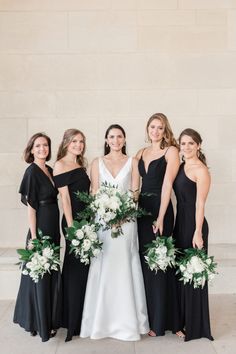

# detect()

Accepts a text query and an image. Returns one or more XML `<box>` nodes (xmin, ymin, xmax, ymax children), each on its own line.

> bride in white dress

<box><xmin>80</xmin><ymin>124</ymin><xmax>149</xmax><ymax>341</ymax></box>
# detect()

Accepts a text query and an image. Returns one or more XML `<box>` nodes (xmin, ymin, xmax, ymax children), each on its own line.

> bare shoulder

<box><xmin>53</xmin><ymin>159</ymin><xmax>66</xmax><ymax>176</ymax></box>
<box><xmin>166</xmin><ymin>145</ymin><xmax>179</xmax><ymax>157</ymax></box>
<box><xmin>165</xmin><ymin>146</ymin><xmax>179</xmax><ymax>164</ymax></box>
<box><xmin>196</xmin><ymin>164</ymin><xmax>210</xmax><ymax>180</ymax></box>
<box><xmin>90</xmin><ymin>157</ymin><xmax>100</xmax><ymax>170</ymax></box>
<box><xmin>136</xmin><ymin>148</ymin><xmax>145</xmax><ymax>160</ymax></box>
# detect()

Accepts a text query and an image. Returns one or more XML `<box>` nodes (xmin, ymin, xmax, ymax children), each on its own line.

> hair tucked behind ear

<box><xmin>179</xmin><ymin>128</ymin><xmax>207</xmax><ymax>166</ymax></box>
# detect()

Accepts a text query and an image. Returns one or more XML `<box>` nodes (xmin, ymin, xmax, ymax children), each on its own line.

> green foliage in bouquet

<box><xmin>17</xmin><ymin>229</ymin><xmax>60</xmax><ymax>282</ymax></box>
<box><xmin>75</xmin><ymin>181</ymin><xmax>150</xmax><ymax>238</ymax></box>
<box><xmin>176</xmin><ymin>248</ymin><xmax>218</xmax><ymax>289</ymax></box>
<box><xmin>66</xmin><ymin>219</ymin><xmax>103</xmax><ymax>264</ymax></box>
<box><xmin>144</xmin><ymin>236</ymin><xmax>177</xmax><ymax>272</ymax></box>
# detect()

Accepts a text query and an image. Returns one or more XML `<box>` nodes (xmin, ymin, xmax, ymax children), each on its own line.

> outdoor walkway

<box><xmin>0</xmin><ymin>294</ymin><xmax>235</xmax><ymax>354</ymax></box>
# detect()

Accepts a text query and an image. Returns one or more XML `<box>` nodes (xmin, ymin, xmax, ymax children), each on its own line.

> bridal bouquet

<box><xmin>176</xmin><ymin>248</ymin><xmax>217</xmax><ymax>289</ymax></box>
<box><xmin>144</xmin><ymin>236</ymin><xmax>177</xmax><ymax>272</ymax></box>
<box><xmin>17</xmin><ymin>229</ymin><xmax>60</xmax><ymax>283</ymax></box>
<box><xmin>66</xmin><ymin>220</ymin><xmax>103</xmax><ymax>264</ymax></box>
<box><xmin>76</xmin><ymin>182</ymin><xmax>148</xmax><ymax>238</ymax></box>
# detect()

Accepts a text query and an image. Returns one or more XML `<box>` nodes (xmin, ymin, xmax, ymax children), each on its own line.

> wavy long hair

<box><xmin>56</xmin><ymin>128</ymin><xmax>86</xmax><ymax>167</ymax></box>
<box><xmin>146</xmin><ymin>113</ymin><xmax>178</xmax><ymax>149</ymax></box>
<box><xmin>178</xmin><ymin>128</ymin><xmax>207</xmax><ymax>166</ymax></box>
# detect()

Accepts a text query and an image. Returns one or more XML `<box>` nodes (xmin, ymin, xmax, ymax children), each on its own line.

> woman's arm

<box><xmin>27</xmin><ymin>204</ymin><xmax>37</xmax><ymax>239</ymax></box>
<box><xmin>192</xmin><ymin>167</ymin><xmax>211</xmax><ymax>249</ymax></box>
<box><xmin>54</xmin><ymin>161</ymin><xmax>73</xmax><ymax>227</ymax></box>
<box><xmin>153</xmin><ymin>147</ymin><xmax>180</xmax><ymax>235</ymax></box>
<box><xmin>90</xmin><ymin>158</ymin><xmax>99</xmax><ymax>194</ymax></box>
<box><xmin>58</xmin><ymin>186</ymin><xmax>73</xmax><ymax>227</ymax></box>
<box><xmin>131</xmin><ymin>157</ymin><xmax>140</xmax><ymax>201</ymax></box>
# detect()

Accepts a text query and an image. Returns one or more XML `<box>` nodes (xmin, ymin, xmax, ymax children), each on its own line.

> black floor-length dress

<box><xmin>173</xmin><ymin>163</ymin><xmax>213</xmax><ymax>341</ymax></box>
<box><xmin>137</xmin><ymin>153</ymin><xmax>178</xmax><ymax>335</ymax></box>
<box><xmin>54</xmin><ymin>168</ymin><xmax>90</xmax><ymax>341</ymax></box>
<box><xmin>13</xmin><ymin>163</ymin><xmax>61</xmax><ymax>342</ymax></box>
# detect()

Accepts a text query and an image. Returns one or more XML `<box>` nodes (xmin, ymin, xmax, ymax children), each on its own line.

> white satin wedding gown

<box><xmin>80</xmin><ymin>157</ymin><xmax>149</xmax><ymax>341</ymax></box>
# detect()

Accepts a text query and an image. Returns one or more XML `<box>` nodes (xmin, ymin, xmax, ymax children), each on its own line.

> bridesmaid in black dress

<box><xmin>53</xmin><ymin>129</ymin><xmax>90</xmax><ymax>342</ymax></box>
<box><xmin>13</xmin><ymin>133</ymin><xmax>61</xmax><ymax>342</ymax></box>
<box><xmin>136</xmin><ymin>113</ymin><xmax>180</xmax><ymax>337</ymax></box>
<box><xmin>173</xmin><ymin>128</ymin><xmax>213</xmax><ymax>341</ymax></box>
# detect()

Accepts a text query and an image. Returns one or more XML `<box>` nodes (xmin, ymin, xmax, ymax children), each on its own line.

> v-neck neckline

<box><xmin>33</xmin><ymin>162</ymin><xmax>55</xmax><ymax>188</ymax></box>
<box><xmin>101</xmin><ymin>157</ymin><xmax>130</xmax><ymax>180</ymax></box>
<box><xmin>141</xmin><ymin>155</ymin><xmax>165</xmax><ymax>175</ymax></box>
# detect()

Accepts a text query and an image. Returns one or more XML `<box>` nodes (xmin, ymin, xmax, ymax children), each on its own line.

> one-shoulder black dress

<box><xmin>173</xmin><ymin>163</ymin><xmax>213</xmax><ymax>341</ymax></box>
<box><xmin>138</xmin><ymin>154</ymin><xmax>178</xmax><ymax>335</ymax></box>
<box><xmin>13</xmin><ymin>163</ymin><xmax>61</xmax><ymax>342</ymax></box>
<box><xmin>54</xmin><ymin>168</ymin><xmax>90</xmax><ymax>341</ymax></box>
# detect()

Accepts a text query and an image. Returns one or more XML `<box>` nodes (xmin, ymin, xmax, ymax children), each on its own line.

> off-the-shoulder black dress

<box><xmin>54</xmin><ymin>167</ymin><xmax>90</xmax><ymax>342</ymax></box>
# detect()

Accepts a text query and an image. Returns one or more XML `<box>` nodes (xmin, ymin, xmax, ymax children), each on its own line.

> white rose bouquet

<box><xmin>17</xmin><ymin>229</ymin><xmax>60</xmax><ymax>283</ymax></box>
<box><xmin>176</xmin><ymin>248</ymin><xmax>217</xmax><ymax>289</ymax></box>
<box><xmin>144</xmin><ymin>236</ymin><xmax>177</xmax><ymax>272</ymax></box>
<box><xmin>76</xmin><ymin>182</ymin><xmax>149</xmax><ymax>238</ymax></box>
<box><xmin>66</xmin><ymin>220</ymin><xmax>103</xmax><ymax>264</ymax></box>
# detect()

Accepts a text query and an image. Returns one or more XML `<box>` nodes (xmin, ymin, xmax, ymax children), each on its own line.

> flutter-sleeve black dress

<box><xmin>173</xmin><ymin>163</ymin><xmax>213</xmax><ymax>341</ymax></box>
<box><xmin>13</xmin><ymin>163</ymin><xmax>61</xmax><ymax>342</ymax></box>
<box><xmin>53</xmin><ymin>167</ymin><xmax>90</xmax><ymax>342</ymax></box>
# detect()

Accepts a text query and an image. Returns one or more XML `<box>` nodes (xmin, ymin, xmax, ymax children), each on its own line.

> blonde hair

<box><xmin>56</xmin><ymin>129</ymin><xmax>87</xmax><ymax>167</ymax></box>
<box><xmin>146</xmin><ymin>113</ymin><xmax>178</xmax><ymax>149</ymax></box>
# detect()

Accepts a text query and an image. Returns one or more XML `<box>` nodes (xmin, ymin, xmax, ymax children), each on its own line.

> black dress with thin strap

<box><xmin>13</xmin><ymin>163</ymin><xmax>61</xmax><ymax>342</ymax></box>
<box><xmin>137</xmin><ymin>152</ymin><xmax>178</xmax><ymax>335</ymax></box>
<box><xmin>53</xmin><ymin>168</ymin><xmax>90</xmax><ymax>341</ymax></box>
<box><xmin>173</xmin><ymin>163</ymin><xmax>213</xmax><ymax>341</ymax></box>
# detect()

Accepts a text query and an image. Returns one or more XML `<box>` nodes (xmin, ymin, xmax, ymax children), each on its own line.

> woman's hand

<box><xmin>192</xmin><ymin>230</ymin><xmax>204</xmax><ymax>249</ymax></box>
<box><xmin>152</xmin><ymin>218</ymin><xmax>163</xmax><ymax>235</ymax></box>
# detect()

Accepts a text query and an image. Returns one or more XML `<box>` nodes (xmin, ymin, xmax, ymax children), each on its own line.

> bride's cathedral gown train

<box><xmin>80</xmin><ymin>157</ymin><xmax>149</xmax><ymax>341</ymax></box>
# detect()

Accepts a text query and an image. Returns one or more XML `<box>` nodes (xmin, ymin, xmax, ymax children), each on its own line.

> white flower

<box><xmin>92</xmin><ymin>248</ymin><xmax>101</xmax><ymax>257</ymax></box>
<box><xmin>109</xmin><ymin>196</ymin><xmax>122</xmax><ymax>210</ymax></box>
<box><xmin>88</xmin><ymin>232</ymin><xmax>97</xmax><ymax>241</ymax></box>
<box><xmin>44</xmin><ymin>263</ymin><xmax>50</xmax><ymax>270</ymax></box>
<box><xmin>32</xmin><ymin>253</ymin><xmax>40</xmax><ymax>264</ymax></box>
<box><xmin>72</xmin><ymin>239</ymin><xmax>80</xmax><ymax>246</ymax></box>
<box><xmin>206</xmin><ymin>258</ymin><xmax>212</xmax><ymax>265</ymax></box>
<box><xmin>22</xmin><ymin>269</ymin><xmax>29</xmax><ymax>275</ymax></box>
<box><xmin>39</xmin><ymin>255</ymin><xmax>47</xmax><ymax>265</ymax></box>
<box><xmin>42</xmin><ymin>247</ymin><xmax>54</xmax><ymax>258</ymax></box>
<box><xmin>82</xmin><ymin>239</ymin><xmax>92</xmax><ymax>251</ymax></box>
<box><xmin>180</xmin><ymin>264</ymin><xmax>186</xmax><ymax>272</ymax></box>
<box><xmin>103</xmin><ymin>211</ymin><xmax>116</xmax><ymax>222</ymax></box>
<box><xmin>26</xmin><ymin>261</ymin><xmax>34</xmax><ymax>269</ymax></box>
<box><xmin>76</xmin><ymin>229</ymin><xmax>84</xmax><ymax>240</ymax></box>
<box><xmin>190</xmin><ymin>256</ymin><xmax>205</xmax><ymax>273</ymax></box>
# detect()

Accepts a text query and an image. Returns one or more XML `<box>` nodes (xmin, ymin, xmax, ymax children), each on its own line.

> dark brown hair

<box><xmin>56</xmin><ymin>129</ymin><xmax>86</xmax><ymax>167</ymax></box>
<box><xmin>146</xmin><ymin>113</ymin><xmax>178</xmax><ymax>149</ymax></box>
<box><xmin>104</xmin><ymin>124</ymin><xmax>127</xmax><ymax>155</ymax></box>
<box><xmin>179</xmin><ymin>128</ymin><xmax>207</xmax><ymax>166</ymax></box>
<box><xmin>24</xmin><ymin>132</ymin><xmax>51</xmax><ymax>163</ymax></box>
